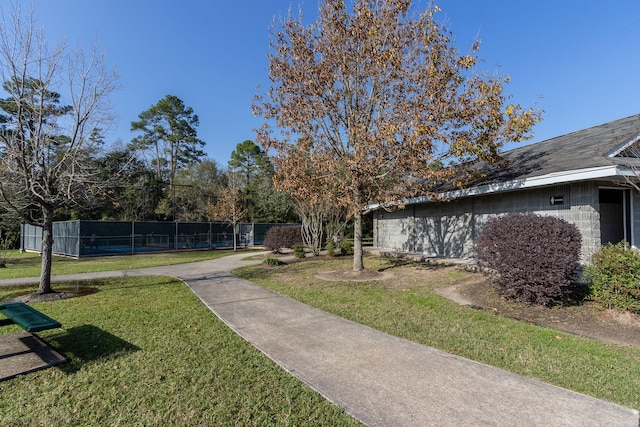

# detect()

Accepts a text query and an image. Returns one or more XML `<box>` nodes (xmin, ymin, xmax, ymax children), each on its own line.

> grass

<box><xmin>233</xmin><ymin>257</ymin><xmax>640</xmax><ymax>410</ymax></box>
<box><xmin>0</xmin><ymin>276</ymin><xmax>360</xmax><ymax>426</ymax></box>
<box><xmin>0</xmin><ymin>249</ymin><xmax>256</xmax><ymax>280</ymax></box>
<box><xmin>2</xmin><ymin>250</ymin><xmax>639</xmax><ymax>422</ymax></box>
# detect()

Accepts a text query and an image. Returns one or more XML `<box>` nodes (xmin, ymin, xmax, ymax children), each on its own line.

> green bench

<box><xmin>0</xmin><ymin>302</ymin><xmax>62</xmax><ymax>332</ymax></box>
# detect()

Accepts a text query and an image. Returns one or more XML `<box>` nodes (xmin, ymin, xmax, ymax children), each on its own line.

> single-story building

<box><xmin>373</xmin><ymin>113</ymin><xmax>640</xmax><ymax>263</ymax></box>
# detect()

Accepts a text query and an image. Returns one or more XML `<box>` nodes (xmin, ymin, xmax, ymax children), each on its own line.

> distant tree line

<box><xmin>1</xmin><ymin>121</ymin><xmax>298</xmax><ymax>226</ymax></box>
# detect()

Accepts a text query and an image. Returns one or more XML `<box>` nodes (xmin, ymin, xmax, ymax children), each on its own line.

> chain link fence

<box><xmin>20</xmin><ymin>220</ymin><xmax>287</xmax><ymax>258</ymax></box>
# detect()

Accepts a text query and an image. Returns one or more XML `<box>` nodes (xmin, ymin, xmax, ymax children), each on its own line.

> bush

<box><xmin>325</xmin><ymin>240</ymin><xmax>336</xmax><ymax>257</ymax></box>
<box><xmin>263</xmin><ymin>226</ymin><xmax>303</xmax><ymax>253</ymax></box>
<box><xmin>585</xmin><ymin>242</ymin><xmax>640</xmax><ymax>313</ymax></box>
<box><xmin>476</xmin><ymin>213</ymin><xmax>582</xmax><ymax>306</ymax></box>
<box><xmin>293</xmin><ymin>244</ymin><xmax>306</xmax><ymax>258</ymax></box>
<box><xmin>340</xmin><ymin>239</ymin><xmax>353</xmax><ymax>256</ymax></box>
<box><xmin>262</xmin><ymin>257</ymin><xmax>285</xmax><ymax>266</ymax></box>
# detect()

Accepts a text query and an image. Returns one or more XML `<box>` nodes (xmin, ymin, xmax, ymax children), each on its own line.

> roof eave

<box><xmin>368</xmin><ymin>165</ymin><xmax>636</xmax><ymax>210</ymax></box>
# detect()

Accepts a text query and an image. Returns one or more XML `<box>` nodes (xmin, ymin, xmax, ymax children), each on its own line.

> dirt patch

<box><xmin>440</xmin><ymin>275</ymin><xmax>640</xmax><ymax>348</ymax></box>
<box><xmin>315</xmin><ymin>268</ymin><xmax>393</xmax><ymax>282</ymax></box>
<box><xmin>3</xmin><ymin>287</ymin><xmax>99</xmax><ymax>303</ymax></box>
<box><xmin>308</xmin><ymin>257</ymin><xmax>640</xmax><ymax>348</ymax></box>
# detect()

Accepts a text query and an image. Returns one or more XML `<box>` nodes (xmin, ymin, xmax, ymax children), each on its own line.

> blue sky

<box><xmin>14</xmin><ymin>0</ymin><xmax>640</xmax><ymax>167</ymax></box>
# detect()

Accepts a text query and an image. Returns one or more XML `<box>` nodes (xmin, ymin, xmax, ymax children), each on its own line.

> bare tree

<box><xmin>293</xmin><ymin>196</ymin><xmax>326</xmax><ymax>256</ymax></box>
<box><xmin>325</xmin><ymin>203</ymin><xmax>348</xmax><ymax>248</ymax></box>
<box><xmin>206</xmin><ymin>174</ymin><xmax>248</xmax><ymax>251</ymax></box>
<box><xmin>254</xmin><ymin>0</ymin><xmax>541</xmax><ymax>272</ymax></box>
<box><xmin>0</xmin><ymin>5</ymin><xmax>118</xmax><ymax>293</ymax></box>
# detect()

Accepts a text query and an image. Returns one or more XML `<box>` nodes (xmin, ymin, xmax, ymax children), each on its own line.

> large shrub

<box><xmin>585</xmin><ymin>242</ymin><xmax>640</xmax><ymax>313</ymax></box>
<box><xmin>263</xmin><ymin>225</ymin><xmax>303</xmax><ymax>253</ymax></box>
<box><xmin>476</xmin><ymin>213</ymin><xmax>582</xmax><ymax>306</ymax></box>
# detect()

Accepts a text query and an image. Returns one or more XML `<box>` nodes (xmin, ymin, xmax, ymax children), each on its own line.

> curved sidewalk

<box><xmin>2</xmin><ymin>254</ymin><xmax>639</xmax><ymax>426</ymax></box>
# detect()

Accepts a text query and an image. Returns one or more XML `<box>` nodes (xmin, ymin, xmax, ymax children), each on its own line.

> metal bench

<box><xmin>0</xmin><ymin>302</ymin><xmax>62</xmax><ymax>332</ymax></box>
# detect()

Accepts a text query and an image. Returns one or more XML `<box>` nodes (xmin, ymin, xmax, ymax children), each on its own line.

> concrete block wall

<box><xmin>374</xmin><ymin>182</ymin><xmax>602</xmax><ymax>263</ymax></box>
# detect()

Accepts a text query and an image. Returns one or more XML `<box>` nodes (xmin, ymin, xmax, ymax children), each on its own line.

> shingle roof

<box><xmin>477</xmin><ymin>113</ymin><xmax>640</xmax><ymax>185</ymax></box>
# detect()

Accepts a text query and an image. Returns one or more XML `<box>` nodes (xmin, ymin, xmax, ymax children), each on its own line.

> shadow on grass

<box><xmin>378</xmin><ymin>257</ymin><xmax>450</xmax><ymax>272</ymax></box>
<box><xmin>47</xmin><ymin>325</ymin><xmax>140</xmax><ymax>374</ymax></box>
<box><xmin>32</xmin><ymin>277</ymin><xmax>181</xmax><ymax>295</ymax></box>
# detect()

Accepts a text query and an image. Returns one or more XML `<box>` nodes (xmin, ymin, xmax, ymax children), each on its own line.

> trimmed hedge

<box><xmin>585</xmin><ymin>242</ymin><xmax>640</xmax><ymax>313</ymax></box>
<box><xmin>264</xmin><ymin>225</ymin><xmax>303</xmax><ymax>253</ymax></box>
<box><xmin>476</xmin><ymin>213</ymin><xmax>582</xmax><ymax>306</ymax></box>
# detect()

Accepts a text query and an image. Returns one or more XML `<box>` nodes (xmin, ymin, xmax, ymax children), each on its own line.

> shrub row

<box><xmin>266</xmin><ymin>214</ymin><xmax>640</xmax><ymax>314</ymax></box>
<box><xmin>325</xmin><ymin>239</ymin><xmax>353</xmax><ymax>257</ymax></box>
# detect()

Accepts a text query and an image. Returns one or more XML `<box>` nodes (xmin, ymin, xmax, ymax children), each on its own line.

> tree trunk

<box><xmin>353</xmin><ymin>211</ymin><xmax>364</xmax><ymax>272</ymax></box>
<box><xmin>299</xmin><ymin>207</ymin><xmax>324</xmax><ymax>256</ymax></box>
<box><xmin>233</xmin><ymin>223</ymin><xmax>238</xmax><ymax>252</ymax></box>
<box><xmin>38</xmin><ymin>208</ymin><xmax>54</xmax><ymax>294</ymax></box>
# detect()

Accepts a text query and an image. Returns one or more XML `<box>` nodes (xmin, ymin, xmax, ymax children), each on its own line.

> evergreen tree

<box><xmin>228</xmin><ymin>140</ymin><xmax>293</xmax><ymax>222</ymax></box>
<box><xmin>130</xmin><ymin>95</ymin><xmax>205</xmax><ymax>220</ymax></box>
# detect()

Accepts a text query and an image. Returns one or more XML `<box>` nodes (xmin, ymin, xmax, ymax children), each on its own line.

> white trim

<box><xmin>630</xmin><ymin>190</ymin><xmax>635</xmax><ymax>247</ymax></box>
<box><xmin>368</xmin><ymin>165</ymin><xmax>640</xmax><ymax>211</ymax></box>
<box><xmin>624</xmin><ymin>189</ymin><xmax>629</xmax><ymax>242</ymax></box>
<box><xmin>406</xmin><ymin>165</ymin><xmax>634</xmax><ymax>206</ymax></box>
<box><xmin>607</xmin><ymin>132</ymin><xmax>640</xmax><ymax>158</ymax></box>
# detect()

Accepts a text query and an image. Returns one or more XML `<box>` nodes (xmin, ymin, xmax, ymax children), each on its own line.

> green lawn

<box><xmin>0</xmin><ymin>249</ymin><xmax>253</xmax><ymax>280</ymax></box>
<box><xmin>0</xmin><ymin>275</ymin><xmax>360</xmax><ymax>426</ymax></box>
<box><xmin>233</xmin><ymin>257</ymin><xmax>640</xmax><ymax>411</ymax></box>
<box><xmin>2</xmin><ymin>251</ymin><xmax>639</xmax><ymax>424</ymax></box>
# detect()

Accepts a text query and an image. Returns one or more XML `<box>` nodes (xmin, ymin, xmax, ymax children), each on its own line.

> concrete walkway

<box><xmin>2</xmin><ymin>253</ymin><xmax>639</xmax><ymax>426</ymax></box>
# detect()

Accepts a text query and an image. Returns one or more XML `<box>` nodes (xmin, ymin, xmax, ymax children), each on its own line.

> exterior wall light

<box><xmin>550</xmin><ymin>196</ymin><xmax>564</xmax><ymax>205</ymax></box>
